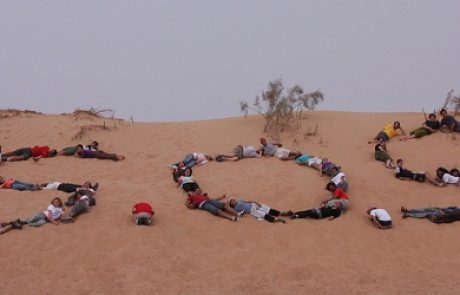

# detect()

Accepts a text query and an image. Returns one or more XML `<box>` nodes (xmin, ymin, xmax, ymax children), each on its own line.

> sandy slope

<box><xmin>0</xmin><ymin>111</ymin><xmax>459</xmax><ymax>295</ymax></box>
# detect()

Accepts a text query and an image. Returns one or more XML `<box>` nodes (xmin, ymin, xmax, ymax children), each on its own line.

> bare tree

<box><xmin>441</xmin><ymin>89</ymin><xmax>460</xmax><ymax>115</ymax></box>
<box><xmin>240</xmin><ymin>79</ymin><xmax>324</xmax><ymax>139</ymax></box>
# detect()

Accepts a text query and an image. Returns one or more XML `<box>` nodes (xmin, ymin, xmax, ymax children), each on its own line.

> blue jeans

<box><xmin>183</xmin><ymin>154</ymin><xmax>197</xmax><ymax>169</ymax></box>
<box><xmin>26</xmin><ymin>212</ymin><xmax>47</xmax><ymax>227</ymax></box>
<box><xmin>12</xmin><ymin>181</ymin><xmax>36</xmax><ymax>191</ymax></box>
<box><xmin>200</xmin><ymin>200</ymin><xmax>225</xmax><ymax>215</ymax></box>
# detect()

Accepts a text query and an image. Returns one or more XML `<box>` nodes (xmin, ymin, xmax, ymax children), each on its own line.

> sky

<box><xmin>1</xmin><ymin>1</ymin><xmax>459</xmax><ymax>122</ymax></box>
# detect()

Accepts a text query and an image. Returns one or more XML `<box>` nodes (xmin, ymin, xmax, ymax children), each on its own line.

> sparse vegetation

<box><xmin>441</xmin><ymin>89</ymin><xmax>460</xmax><ymax>116</ymax></box>
<box><xmin>240</xmin><ymin>79</ymin><xmax>324</xmax><ymax>140</ymax></box>
<box><xmin>72</xmin><ymin>107</ymin><xmax>115</xmax><ymax>120</ymax></box>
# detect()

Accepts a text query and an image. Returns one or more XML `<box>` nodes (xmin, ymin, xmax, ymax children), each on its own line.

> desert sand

<box><xmin>0</xmin><ymin>110</ymin><xmax>459</xmax><ymax>295</ymax></box>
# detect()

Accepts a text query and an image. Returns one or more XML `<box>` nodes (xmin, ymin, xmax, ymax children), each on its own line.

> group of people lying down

<box><xmin>0</xmin><ymin>181</ymin><xmax>98</xmax><ymax>235</ymax></box>
<box><xmin>0</xmin><ymin>141</ymin><xmax>124</xmax><ymax>163</ymax></box>
<box><xmin>170</xmin><ymin>138</ymin><xmax>355</xmax><ymax>225</ymax></box>
<box><xmin>371</xmin><ymin>118</ymin><xmax>459</xmax><ymax>188</ymax></box>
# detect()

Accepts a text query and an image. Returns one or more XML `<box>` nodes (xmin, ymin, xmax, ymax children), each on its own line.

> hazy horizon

<box><xmin>1</xmin><ymin>1</ymin><xmax>459</xmax><ymax>122</ymax></box>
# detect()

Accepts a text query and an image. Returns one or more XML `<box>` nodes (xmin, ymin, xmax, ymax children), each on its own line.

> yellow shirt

<box><xmin>383</xmin><ymin>124</ymin><xmax>398</xmax><ymax>138</ymax></box>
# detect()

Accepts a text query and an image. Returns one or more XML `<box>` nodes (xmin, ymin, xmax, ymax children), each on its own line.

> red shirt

<box><xmin>187</xmin><ymin>194</ymin><xmax>209</xmax><ymax>207</ymax></box>
<box><xmin>132</xmin><ymin>202</ymin><xmax>154</xmax><ymax>215</ymax></box>
<box><xmin>334</xmin><ymin>188</ymin><xmax>349</xmax><ymax>200</ymax></box>
<box><xmin>31</xmin><ymin>146</ymin><xmax>50</xmax><ymax>158</ymax></box>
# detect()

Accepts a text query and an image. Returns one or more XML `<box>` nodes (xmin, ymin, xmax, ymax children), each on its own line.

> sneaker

<box><xmin>237</xmin><ymin>210</ymin><xmax>245</xmax><ymax>217</ymax></box>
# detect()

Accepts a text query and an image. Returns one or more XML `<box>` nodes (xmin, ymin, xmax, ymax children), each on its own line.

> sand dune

<box><xmin>1</xmin><ymin>110</ymin><xmax>459</xmax><ymax>294</ymax></box>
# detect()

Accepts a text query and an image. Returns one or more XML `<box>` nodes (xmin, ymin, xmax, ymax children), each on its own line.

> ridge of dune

<box><xmin>1</xmin><ymin>110</ymin><xmax>460</xmax><ymax>294</ymax></box>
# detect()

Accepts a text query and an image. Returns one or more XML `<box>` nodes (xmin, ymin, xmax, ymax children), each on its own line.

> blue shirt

<box><xmin>262</xmin><ymin>144</ymin><xmax>277</xmax><ymax>156</ymax></box>
<box><xmin>235</xmin><ymin>201</ymin><xmax>252</xmax><ymax>213</ymax></box>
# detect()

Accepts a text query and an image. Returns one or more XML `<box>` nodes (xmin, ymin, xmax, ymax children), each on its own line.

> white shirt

<box><xmin>43</xmin><ymin>182</ymin><xmax>62</xmax><ymax>190</ymax></box>
<box><xmin>44</xmin><ymin>204</ymin><xmax>64</xmax><ymax>220</ymax></box>
<box><xmin>442</xmin><ymin>173</ymin><xmax>459</xmax><ymax>184</ymax></box>
<box><xmin>332</xmin><ymin>172</ymin><xmax>346</xmax><ymax>185</ymax></box>
<box><xmin>274</xmin><ymin>148</ymin><xmax>290</xmax><ymax>158</ymax></box>
<box><xmin>370</xmin><ymin>209</ymin><xmax>392</xmax><ymax>222</ymax></box>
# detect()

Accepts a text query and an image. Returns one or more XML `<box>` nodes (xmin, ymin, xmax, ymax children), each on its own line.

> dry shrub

<box><xmin>240</xmin><ymin>79</ymin><xmax>324</xmax><ymax>140</ymax></box>
<box><xmin>72</xmin><ymin>108</ymin><xmax>115</xmax><ymax>121</ymax></box>
<box><xmin>441</xmin><ymin>90</ymin><xmax>460</xmax><ymax>116</ymax></box>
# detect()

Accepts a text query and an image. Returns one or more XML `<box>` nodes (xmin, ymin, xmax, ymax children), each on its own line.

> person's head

<box><xmin>450</xmin><ymin>169</ymin><xmax>460</xmax><ymax>177</ymax></box>
<box><xmin>393</xmin><ymin>121</ymin><xmax>401</xmax><ymax>129</ymax></box>
<box><xmin>48</xmin><ymin>149</ymin><xmax>58</xmax><ymax>157</ymax></box>
<box><xmin>260</xmin><ymin>137</ymin><xmax>267</xmax><ymax>145</ymax></box>
<box><xmin>228</xmin><ymin>198</ymin><xmax>237</xmax><ymax>208</ymax></box>
<box><xmin>51</xmin><ymin>197</ymin><xmax>63</xmax><ymax>208</ymax></box>
<box><xmin>325</xmin><ymin>182</ymin><xmax>337</xmax><ymax>192</ymax></box>
<box><xmin>330</xmin><ymin>167</ymin><xmax>339</xmax><ymax>176</ymax></box>
<box><xmin>76</xmin><ymin>144</ymin><xmax>84</xmax><ymax>152</ymax></box>
<box><xmin>396</xmin><ymin>159</ymin><xmax>403</xmax><ymax>167</ymax></box>
<box><xmin>91</xmin><ymin>141</ymin><xmax>99</xmax><ymax>149</ymax></box>
<box><xmin>436</xmin><ymin>167</ymin><xmax>449</xmax><ymax>178</ymax></box>
<box><xmin>428</xmin><ymin>113</ymin><xmax>437</xmax><ymax>121</ymax></box>
<box><xmin>184</xmin><ymin>168</ymin><xmax>192</xmax><ymax>177</ymax></box>
<box><xmin>440</xmin><ymin>109</ymin><xmax>448</xmax><ymax>117</ymax></box>
<box><xmin>83</xmin><ymin>181</ymin><xmax>92</xmax><ymax>189</ymax></box>
<box><xmin>366</xmin><ymin>207</ymin><xmax>377</xmax><ymax>215</ymax></box>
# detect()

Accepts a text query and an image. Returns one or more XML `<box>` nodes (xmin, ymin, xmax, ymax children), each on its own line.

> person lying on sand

<box><xmin>64</xmin><ymin>184</ymin><xmax>97</xmax><ymax>207</ymax></box>
<box><xmin>368</xmin><ymin>121</ymin><xmax>406</xmax><ymax>144</ymax></box>
<box><xmin>394</xmin><ymin>159</ymin><xmax>426</xmax><ymax>182</ymax></box>
<box><xmin>173</xmin><ymin>153</ymin><xmax>213</xmax><ymax>169</ymax></box>
<box><xmin>1</xmin><ymin>145</ymin><xmax>57</xmax><ymax>162</ymax></box>
<box><xmin>215</xmin><ymin>145</ymin><xmax>260</xmax><ymax>162</ymax></box>
<box><xmin>21</xmin><ymin>197</ymin><xmax>65</xmax><ymax>227</ymax></box>
<box><xmin>185</xmin><ymin>190</ymin><xmax>238</xmax><ymax>222</ymax></box>
<box><xmin>323</xmin><ymin>182</ymin><xmax>350</xmax><ymax>212</ymax></box>
<box><xmin>426</xmin><ymin>167</ymin><xmax>459</xmax><ymax>187</ymax></box>
<box><xmin>284</xmin><ymin>201</ymin><xmax>343</xmax><ymax>221</ymax></box>
<box><xmin>305</xmin><ymin>156</ymin><xmax>341</xmax><ymax>177</ymax></box>
<box><xmin>257</xmin><ymin>138</ymin><xmax>300</xmax><ymax>160</ymax></box>
<box><xmin>439</xmin><ymin>109</ymin><xmax>460</xmax><ymax>133</ymax></box>
<box><xmin>294</xmin><ymin>153</ymin><xmax>314</xmax><ymax>165</ymax></box>
<box><xmin>60</xmin><ymin>190</ymin><xmax>92</xmax><ymax>223</ymax></box>
<box><xmin>0</xmin><ymin>176</ymin><xmax>40</xmax><ymax>191</ymax></box>
<box><xmin>367</xmin><ymin>207</ymin><xmax>392</xmax><ymax>229</ymax></box>
<box><xmin>76</xmin><ymin>144</ymin><xmax>125</xmax><ymax>161</ymax></box>
<box><xmin>330</xmin><ymin>167</ymin><xmax>349</xmax><ymax>192</ymax></box>
<box><xmin>400</xmin><ymin>206</ymin><xmax>459</xmax><ymax>219</ymax></box>
<box><xmin>132</xmin><ymin>202</ymin><xmax>154</xmax><ymax>225</ymax></box>
<box><xmin>58</xmin><ymin>141</ymin><xmax>99</xmax><ymax>156</ymax></box>
<box><xmin>177</xmin><ymin>168</ymin><xmax>200</xmax><ymax>193</ymax></box>
<box><xmin>428</xmin><ymin>209</ymin><xmax>460</xmax><ymax>224</ymax></box>
<box><xmin>399</xmin><ymin>113</ymin><xmax>440</xmax><ymax>141</ymax></box>
<box><xmin>257</xmin><ymin>137</ymin><xmax>282</xmax><ymax>157</ymax></box>
<box><xmin>227</xmin><ymin>198</ymin><xmax>286</xmax><ymax>223</ymax></box>
<box><xmin>374</xmin><ymin>138</ymin><xmax>395</xmax><ymax>169</ymax></box>
<box><xmin>39</xmin><ymin>181</ymin><xmax>98</xmax><ymax>193</ymax></box>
